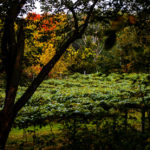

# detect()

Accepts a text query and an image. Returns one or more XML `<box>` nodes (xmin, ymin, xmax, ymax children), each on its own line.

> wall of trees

<box><xmin>21</xmin><ymin>13</ymin><xmax>150</xmax><ymax>77</ymax></box>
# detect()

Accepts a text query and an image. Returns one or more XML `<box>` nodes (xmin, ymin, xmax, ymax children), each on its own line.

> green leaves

<box><xmin>5</xmin><ymin>72</ymin><xmax>148</xmax><ymax>129</ymax></box>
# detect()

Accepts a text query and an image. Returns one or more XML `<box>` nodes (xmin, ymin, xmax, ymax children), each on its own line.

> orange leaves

<box><xmin>41</xmin><ymin>18</ymin><xmax>56</xmax><ymax>31</ymax></box>
<box><xmin>121</xmin><ymin>63</ymin><xmax>133</xmax><ymax>73</ymax></box>
<box><xmin>26</xmin><ymin>13</ymin><xmax>65</xmax><ymax>32</ymax></box>
<box><xmin>27</xmin><ymin>13</ymin><xmax>41</xmax><ymax>20</ymax></box>
<box><xmin>128</xmin><ymin>15</ymin><xmax>136</xmax><ymax>25</ymax></box>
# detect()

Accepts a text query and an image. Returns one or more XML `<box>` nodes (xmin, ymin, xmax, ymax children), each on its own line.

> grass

<box><xmin>3</xmin><ymin>73</ymin><xmax>150</xmax><ymax>149</ymax></box>
<box><xmin>7</xmin><ymin>123</ymin><xmax>62</xmax><ymax>149</ymax></box>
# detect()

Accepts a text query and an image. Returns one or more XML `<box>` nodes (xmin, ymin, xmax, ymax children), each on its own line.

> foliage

<box><xmin>2</xmin><ymin>72</ymin><xmax>150</xmax><ymax>149</ymax></box>
<box><xmin>65</xmin><ymin>16</ymin><xmax>150</xmax><ymax>74</ymax></box>
<box><xmin>65</xmin><ymin>23</ymin><xmax>105</xmax><ymax>74</ymax></box>
<box><xmin>1</xmin><ymin>73</ymin><xmax>150</xmax><ymax>128</ymax></box>
<box><xmin>95</xmin><ymin>24</ymin><xmax>150</xmax><ymax>73</ymax></box>
<box><xmin>0</xmin><ymin>0</ymin><xmax>150</xmax><ymax>148</ymax></box>
<box><xmin>24</xmin><ymin>13</ymin><xmax>69</xmax><ymax>78</ymax></box>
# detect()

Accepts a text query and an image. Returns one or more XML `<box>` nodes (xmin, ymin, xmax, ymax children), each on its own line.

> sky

<box><xmin>23</xmin><ymin>1</ymin><xmax>41</xmax><ymax>18</ymax></box>
<box><xmin>33</xmin><ymin>1</ymin><xmax>41</xmax><ymax>14</ymax></box>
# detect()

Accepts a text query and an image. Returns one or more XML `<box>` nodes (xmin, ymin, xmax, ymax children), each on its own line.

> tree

<box><xmin>98</xmin><ymin>15</ymin><xmax>150</xmax><ymax>73</ymax></box>
<box><xmin>117</xmin><ymin>26</ymin><xmax>150</xmax><ymax>72</ymax></box>
<box><xmin>0</xmin><ymin>0</ymin><xmax>99</xmax><ymax>148</ymax></box>
<box><xmin>66</xmin><ymin>23</ymin><xmax>104</xmax><ymax>74</ymax></box>
<box><xmin>24</xmin><ymin>13</ymin><xmax>68</xmax><ymax>78</ymax></box>
<box><xmin>0</xmin><ymin>0</ymin><xmax>149</xmax><ymax>148</ymax></box>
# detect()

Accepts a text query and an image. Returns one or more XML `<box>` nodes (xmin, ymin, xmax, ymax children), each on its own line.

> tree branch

<box><xmin>78</xmin><ymin>0</ymin><xmax>99</xmax><ymax>35</ymax></box>
<box><xmin>67</xmin><ymin>4</ymin><xmax>79</xmax><ymax>31</ymax></box>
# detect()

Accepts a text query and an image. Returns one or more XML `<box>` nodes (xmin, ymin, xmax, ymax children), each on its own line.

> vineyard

<box><xmin>1</xmin><ymin>73</ymin><xmax>150</xmax><ymax>149</ymax></box>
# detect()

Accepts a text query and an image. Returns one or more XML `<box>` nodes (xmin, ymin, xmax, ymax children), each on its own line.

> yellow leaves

<box><xmin>81</xmin><ymin>48</ymin><xmax>92</xmax><ymax>59</ymax></box>
<box><xmin>24</xmin><ymin>13</ymin><xmax>70</xmax><ymax>77</ymax></box>
<box><xmin>40</xmin><ymin>44</ymin><xmax>55</xmax><ymax>65</ymax></box>
<box><xmin>66</xmin><ymin>48</ymin><xmax>78</xmax><ymax>62</ymax></box>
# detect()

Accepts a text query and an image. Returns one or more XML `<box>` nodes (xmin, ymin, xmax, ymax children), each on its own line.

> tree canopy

<box><xmin>0</xmin><ymin>0</ymin><xmax>150</xmax><ymax>149</ymax></box>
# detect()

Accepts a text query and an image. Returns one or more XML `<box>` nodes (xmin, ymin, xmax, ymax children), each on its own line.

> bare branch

<box><xmin>66</xmin><ymin>4</ymin><xmax>79</xmax><ymax>31</ymax></box>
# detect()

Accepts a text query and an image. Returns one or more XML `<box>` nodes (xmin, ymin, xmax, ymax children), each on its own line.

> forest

<box><xmin>0</xmin><ymin>0</ymin><xmax>150</xmax><ymax>149</ymax></box>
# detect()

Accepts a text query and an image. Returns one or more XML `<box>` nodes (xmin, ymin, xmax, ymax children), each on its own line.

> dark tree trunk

<box><xmin>0</xmin><ymin>110</ymin><xmax>15</xmax><ymax>149</ymax></box>
<box><xmin>0</xmin><ymin>11</ymin><xmax>25</xmax><ymax>150</ymax></box>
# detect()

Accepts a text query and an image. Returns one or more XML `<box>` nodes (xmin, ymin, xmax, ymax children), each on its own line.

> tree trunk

<box><xmin>0</xmin><ymin>110</ymin><xmax>15</xmax><ymax>149</ymax></box>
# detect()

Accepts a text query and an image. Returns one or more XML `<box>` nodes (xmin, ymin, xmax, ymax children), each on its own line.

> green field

<box><xmin>1</xmin><ymin>73</ymin><xmax>150</xmax><ymax>149</ymax></box>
